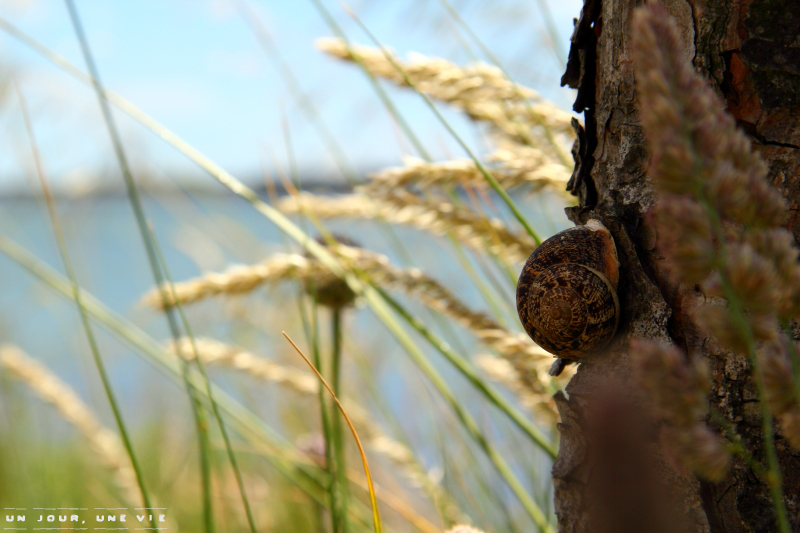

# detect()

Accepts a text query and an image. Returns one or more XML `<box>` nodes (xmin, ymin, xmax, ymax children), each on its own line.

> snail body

<box><xmin>516</xmin><ymin>219</ymin><xmax>620</xmax><ymax>359</ymax></box>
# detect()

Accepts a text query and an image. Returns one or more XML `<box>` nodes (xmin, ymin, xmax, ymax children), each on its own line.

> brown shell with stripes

<box><xmin>516</xmin><ymin>219</ymin><xmax>620</xmax><ymax>359</ymax></box>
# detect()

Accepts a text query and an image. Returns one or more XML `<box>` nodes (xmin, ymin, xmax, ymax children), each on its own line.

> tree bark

<box><xmin>555</xmin><ymin>0</ymin><xmax>800</xmax><ymax>531</ymax></box>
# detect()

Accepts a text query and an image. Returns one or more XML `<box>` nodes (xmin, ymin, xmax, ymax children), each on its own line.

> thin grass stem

<box><xmin>307</xmin><ymin>0</ymin><xmax>432</xmax><ymax>162</ymax></box>
<box><xmin>359</xmin><ymin>292</ymin><xmax>553</xmax><ymax>532</ymax></box>
<box><xmin>341</xmin><ymin>3</ymin><xmax>541</xmax><ymax>245</ymax></box>
<box><xmin>0</xmin><ymin>21</ymin><xmax>559</xmax><ymax>508</ymax></box>
<box><xmin>0</xmin><ymin>235</ymin><xmax>397</xmax><ymax>529</ymax></box>
<box><xmin>436</xmin><ymin>0</ymin><xmax>570</xmax><ymax>166</ymax></box>
<box><xmin>145</xmin><ymin>225</ymin><xmax>229</xmax><ymax>533</ymax></box>
<box><xmin>14</xmin><ymin>85</ymin><xmax>153</xmax><ymax>523</ymax></box>
<box><xmin>698</xmin><ymin>194</ymin><xmax>791</xmax><ymax>533</ymax></box>
<box><xmin>62</xmin><ymin>2</ymin><xmax>256</xmax><ymax>530</ymax></box>
<box><xmin>374</xmin><ymin>286</ymin><xmax>556</xmax><ymax>458</ymax></box>
<box><xmin>309</xmin><ymin>294</ymin><xmax>343</xmax><ymax>533</ymax></box>
<box><xmin>283</xmin><ymin>333</ymin><xmax>383</xmax><ymax>533</ymax></box>
<box><xmin>331</xmin><ymin>307</ymin><xmax>351</xmax><ymax>533</ymax></box>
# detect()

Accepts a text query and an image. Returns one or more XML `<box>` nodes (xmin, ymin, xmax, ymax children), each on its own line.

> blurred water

<box><xmin>0</xmin><ymin>191</ymin><xmax>569</xmax><ymax>447</ymax></box>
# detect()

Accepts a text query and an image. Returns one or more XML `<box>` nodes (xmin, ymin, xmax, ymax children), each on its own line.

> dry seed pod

<box><xmin>517</xmin><ymin>219</ymin><xmax>620</xmax><ymax>358</ymax></box>
<box><xmin>303</xmin><ymin>235</ymin><xmax>359</xmax><ymax>309</ymax></box>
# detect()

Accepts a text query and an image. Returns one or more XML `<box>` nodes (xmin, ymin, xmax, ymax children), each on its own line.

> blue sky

<box><xmin>0</xmin><ymin>0</ymin><xmax>581</xmax><ymax>193</ymax></box>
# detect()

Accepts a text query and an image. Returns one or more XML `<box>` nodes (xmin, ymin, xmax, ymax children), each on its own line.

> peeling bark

<box><xmin>555</xmin><ymin>0</ymin><xmax>800</xmax><ymax>531</ymax></box>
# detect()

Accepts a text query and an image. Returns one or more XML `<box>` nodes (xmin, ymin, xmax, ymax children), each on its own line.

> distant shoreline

<box><xmin>0</xmin><ymin>178</ymin><xmax>359</xmax><ymax>200</ymax></box>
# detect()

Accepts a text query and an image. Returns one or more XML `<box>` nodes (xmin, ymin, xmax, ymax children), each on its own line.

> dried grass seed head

<box><xmin>303</xmin><ymin>235</ymin><xmax>359</xmax><ymax>309</ymax></box>
<box><xmin>758</xmin><ymin>339</ymin><xmax>799</xmax><ymax>417</ymax></box>
<box><xmin>632</xmin><ymin>2</ymin><xmax>788</xmax><ymax>229</ymax></box>
<box><xmin>746</xmin><ymin>229</ymin><xmax>800</xmax><ymax>320</ymax></box>
<box><xmin>276</xmin><ymin>191</ymin><xmax>536</xmax><ymax>264</ymax></box>
<box><xmin>445</xmin><ymin>526</ymin><xmax>486</xmax><ymax>533</ymax></box>
<box><xmin>140</xmin><ymin>253</ymin><xmax>310</xmax><ymax>310</ymax></box>
<box><xmin>630</xmin><ymin>337</ymin><xmax>729</xmax><ymax>482</ymax></box>
<box><xmin>660</xmin><ymin>423</ymin><xmax>730</xmax><ymax>482</ymax></box>
<box><xmin>692</xmin><ymin>304</ymin><xmax>750</xmax><ymax>355</ymax></box>
<box><xmin>315</xmin><ymin>37</ymin><xmax>575</xmax><ymax>144</ymax></box>
<box><xmin>722</xmin><ymin>242</ymin><xmax>782</xmax><ymax>315</ymax></box>
<box><xmin>631</xmin><ymin>339</ymin><xmax>711</xmax><ymax>426</ymax></box>
<box><xmin>365</xmin><ymin>152</ymin><xmax>571</xmax><ymax>194</ymax></box>
<box><xmin>0</xmin><ymin>345</ymin><xmax>141</xmax><ymax>505</ymax></box>
<box><xmin>650</xmin><ymin>194</ymin><xmax>715</xmax><ymax>285</ymax></box>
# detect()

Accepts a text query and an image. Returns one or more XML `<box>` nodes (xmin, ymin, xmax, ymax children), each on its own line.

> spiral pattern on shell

<box><xmin>516</xmin><ymin>220</ymin><xmax>620</xmax><ymax>359</ymax></box>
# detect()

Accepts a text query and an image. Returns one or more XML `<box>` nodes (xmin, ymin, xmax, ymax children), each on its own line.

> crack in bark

<box><xmin>754</xmin><ymin>137</ymin><xmax>800</xmax><ymax>150</ymax></box>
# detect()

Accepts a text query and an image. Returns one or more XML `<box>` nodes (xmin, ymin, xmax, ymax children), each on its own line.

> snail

<box><xmin>516</xmin><ymin>219</ymin><xmax>620</xmax><ymax>365</ymax></box>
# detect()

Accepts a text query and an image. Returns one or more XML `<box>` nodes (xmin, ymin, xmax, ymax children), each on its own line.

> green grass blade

<box><xmin>62</xmin><ymin>1</ymin><xmax>255</xmax><ymax>530</ymax></box>
<box><xmin>304</xmin><ymin>291</ymin><xmax>344</xmax><ymax>533</ymax></box>
<box><xmin>374</xmin><ymin>287</ymin><xmax>557</xmax><ymax>458</ymax></box>
<box><xmin>307</xmin><ymin>0</ymin><xmax>523</xmax><ymax>321</ymax></box>
<box><xmin>330</xmin><ymin>308</ymin><xmax>351</xmax><ymax>533</ymax></box>
<box><xmin>0</xmin><ymin>233</ymin><xmax>423</xmax><ymax>533</ymax></box>
<box><xmin>0</xmin><ymin>25</ymin><xmax>555</xmax><ymax>525</ymax></box>
<box><xmin>15</xmin><ymin>86</ymin><xmax>154</xmax><ymax>524</ymax></box>
<box><xmin>359</xmin><ymin>287</ymin><xmax>554</xmax><ymax>532</ymax></box>
<box><xmin>307</xmin><ymin>0</ymin><xmax>431</xmax><ymax>162</ymax></box>
<box><xmin>436</xmin><ymin>0</ymin><xmax>571</xmax><ymax>167</ymax></box>
<box><xmin>340</xmin><ymin>3</ymin><xmax>542</xmax><ymax>246</ymax></box>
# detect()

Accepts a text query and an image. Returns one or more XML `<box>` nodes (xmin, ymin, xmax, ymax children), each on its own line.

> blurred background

<box><xmin>0</xmin><ymin>0</ymin><xmax>581</xmax><ymax>531</ymax></box>
<box><xmin>0</xmin><ymin>0</ymin><xmax>578</xmax><ymax>193</ymax></box>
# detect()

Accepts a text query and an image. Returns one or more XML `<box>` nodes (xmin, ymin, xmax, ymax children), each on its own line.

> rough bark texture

<box><xmin>555</xmin><ymin>0</ymin><xmax>800</xmax><ymax>531</ymax></box>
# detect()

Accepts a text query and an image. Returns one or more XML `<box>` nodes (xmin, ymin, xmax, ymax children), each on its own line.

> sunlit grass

<box><xmin>0</xmin><ymin>2</ymin><xmax>577</xmax><ymax>532</ymax></box>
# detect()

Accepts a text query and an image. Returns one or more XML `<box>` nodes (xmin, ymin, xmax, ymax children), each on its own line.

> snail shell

<box><xmin>516</xmin><ymin>219</ymin><xmax>620</xmax><ymax>359</ymax></box>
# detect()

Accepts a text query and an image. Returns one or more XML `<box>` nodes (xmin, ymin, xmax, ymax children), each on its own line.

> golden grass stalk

<box><xmin>475</xmin><ymin>354</ymin><xmax>567</xmax><ymax>421</ymax></box>
<box><xmin>364</xmin><ymin>152</ymin><xmax>570</xmax><ymax>195</ymax></box>
<box><xmin>0</xmin><ymin>345</ymin><xmax>141</xmax><ymax>506</ymax></box>
<box><xmin>168</xmin><ymin>337</ymin><xmax>319</xmax><ymax>394</ymax></box>
<box><xmin>444</xmin><ymin>526</ymin><xmax>487</xmax><ymax>533</ymax></box>
<box><xmin>140</xmin><ymin>254</ymin><xmax>308</xmax><ymax>309</ymax></box>
<box><xmin>317</xmin><ymin>11</ymin><xmax>543</xmax><ymax>245</ymax></box>
<box><xmin>282</xmin><ymin>332</ymin><xmax>382</xmax><ymax>533</ymax></box>
<box><xmin>275</xmin><ymin>192</ymin><xmax>535</xmax><ymax>263</ymax></box>
<box><xmin>146</xmin><ymin>243</ymin><xmax>557</xmax><ymax>417</ymax></box>
<box><xmin>0</xmin><ymin>15</ymin><xmax>560</xmax><ymax>459</ymax></box>
<box><xmin>487</xmin><ymin>133</ymin><xmax>572</xmax><ymax>190</ymax></box>
<box><xmin>166</xmin><ymin>336</ymin><xmax>465</xmax><ymax>524</ymax></box>
<box><xmin>316</xmin><ymin>37</ymin><xmax>574</xmax><ymax>144</ymax></box>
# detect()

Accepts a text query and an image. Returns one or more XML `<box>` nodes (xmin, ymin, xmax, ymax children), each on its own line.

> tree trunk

<box><xmin>556</xmin><ymin>0</ymin><xmax>800</xmax><ymax>531</ymax></box>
